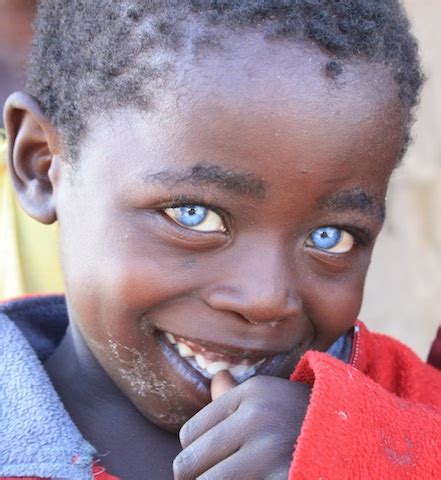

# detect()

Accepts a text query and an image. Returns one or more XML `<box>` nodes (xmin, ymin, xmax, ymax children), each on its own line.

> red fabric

<box><xmin>92</xmin><ymin>462</ymin><xmax>120</xmax><ymax>479</ymax></box>
<box><xmin>289</xmin><ymin>322</ymin><xmax>441</xmax><ymax>479</ymax></box>
<box><xmin>428</xmin><ymin>326</ymin><xmax>441</xmax><ymax>370</ymax></box>
<box><xmin>0</xmin><ymin>463</ymin><xmax>119</xmax><ymax>480</ymax></box>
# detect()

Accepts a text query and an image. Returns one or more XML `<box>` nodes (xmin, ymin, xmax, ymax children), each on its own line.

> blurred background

<box><xmin>0</xmin><ymin>1</ymin><xmax>440</xmax><ymax>358</ymax></box>
<box><xmin>0</xmin><ymin>0</ymin><xmax>36</xmax><ymax>124</ymax></box>
<box><xmin>361</xmin><ymin>0</ymin><xmax>441</xmax><ymax>358</ymax></box>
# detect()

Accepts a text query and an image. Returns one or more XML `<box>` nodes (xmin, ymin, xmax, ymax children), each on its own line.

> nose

<box><xmin>203</xmin><ymin>241</ymin><xmax>301</xmax><ymax>325</ymax></box>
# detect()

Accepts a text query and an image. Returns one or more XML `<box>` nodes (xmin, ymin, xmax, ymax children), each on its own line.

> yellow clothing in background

<box><xmin>0</xmin><ymin>129</ymin><xmax>63</xmax><ymax>299</ymax></box>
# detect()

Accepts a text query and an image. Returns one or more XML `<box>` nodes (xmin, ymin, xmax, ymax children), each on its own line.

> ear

<box><xmin>3</xmin><ymin>91</ymin><xmax>62</xmax><ymax>224</ymax></box>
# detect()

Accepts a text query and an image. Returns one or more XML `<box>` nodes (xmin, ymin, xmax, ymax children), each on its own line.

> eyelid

<box><xmin>154</xmin><ymin>213</ymin><xmax>229</xmax><ymax>251</ymax></box>
<box><xmin>156</xmin><ymin>195</ymin><xmax>226</xmax><ymax>217</ymax></box>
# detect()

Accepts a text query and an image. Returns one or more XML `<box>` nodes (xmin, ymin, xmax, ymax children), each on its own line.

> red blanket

<box><xmin>290</xmin><ymin>322</ymin><xmax>441</xmax><ymax>478</ymax></box>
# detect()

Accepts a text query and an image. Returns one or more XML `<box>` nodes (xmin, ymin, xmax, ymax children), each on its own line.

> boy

<box><xmin>1</xmin><ymin>1</ymin><xmax>440</xmax><ymax>479</ymax></box>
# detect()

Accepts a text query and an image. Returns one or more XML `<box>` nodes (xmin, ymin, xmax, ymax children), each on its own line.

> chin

<box><xmin>136</xmin><ymin>399</ymin><xmax>202</xmax><ymax>434</ymax></box>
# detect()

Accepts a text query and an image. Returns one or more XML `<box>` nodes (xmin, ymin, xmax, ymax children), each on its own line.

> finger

<box><xmin>179</xmin><ymin>383</ymin><xmax>241</xmax><ymax>448</ymax></box>
<box><xmin>173</xmin><ymin>414</ymin><xmax>242</xmax><ymax>480</ymax></box>
<box><xmin>196</xmin><ymin>442</ymin><xmax>290</xmax><ymax>480</ymax></box>
<box><xmin>195</xmin><ymin>452</ymin><xmax>250</xmax><ymax>480</ymax></box>
<box><xmin>195</xmin><ymin>445</ymin><xmax>263</xmax><ymax>480</ymax></box>
<box><xmin>210</xmin><ymin>370</ymin><xmax>237</xmax><ymax>401</ymax></box>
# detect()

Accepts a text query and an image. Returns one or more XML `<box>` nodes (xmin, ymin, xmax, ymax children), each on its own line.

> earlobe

<box><xmin>3</xmin><ymin>91</ymin><xmax>61</xmax><ymax>224</ymax></box>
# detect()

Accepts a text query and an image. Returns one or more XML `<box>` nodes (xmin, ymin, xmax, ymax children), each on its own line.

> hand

<box><xmin>173</xmin><ymin>371</ymin><xmax>311</xmax><ymax>480</ymax></box>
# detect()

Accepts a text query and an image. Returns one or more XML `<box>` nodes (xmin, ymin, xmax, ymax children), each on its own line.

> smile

<box><xmin>164</xmin><ymin>332</ymin><xmax>270</xmax><ymax>382</ymax></box>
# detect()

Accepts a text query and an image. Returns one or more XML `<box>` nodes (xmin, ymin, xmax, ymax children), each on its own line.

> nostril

<box><xmin>203</xmin><ymin>285</ymin><xmax>301</xmax><ymax>325</ymax></box>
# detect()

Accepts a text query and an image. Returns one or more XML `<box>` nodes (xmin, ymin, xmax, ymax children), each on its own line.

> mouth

<box><xmin>162</xmin><ymin>331</ymin><xmax>285</xmax><ymax>383</ymax></box>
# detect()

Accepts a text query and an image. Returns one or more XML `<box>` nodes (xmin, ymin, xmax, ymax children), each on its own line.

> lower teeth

<box><xmin>166</xmin><ymin>333</ymin><xmax>266</xmax><ymax>382</ymax></box>
<box><xmin>185</xmin><ymin>355</ymin><xmax>264</xmax><ymax>382</ymax></box>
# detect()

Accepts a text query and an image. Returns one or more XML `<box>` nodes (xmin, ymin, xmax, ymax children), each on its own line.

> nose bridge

<box><xmin>206</xmin><ymin>237</ymin><xmax>301</xmax><ymax>323</ymax></box>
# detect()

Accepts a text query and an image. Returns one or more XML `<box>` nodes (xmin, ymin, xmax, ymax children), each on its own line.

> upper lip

<box><xmin>164</xmin><ymin>331</ymin><xmax>290</xmax><ymax>360</ymax></box>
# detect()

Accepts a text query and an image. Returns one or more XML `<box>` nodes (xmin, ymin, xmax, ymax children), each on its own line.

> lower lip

<box><xmin>158</xmin><ymin>331</ymin><xmax>211</xmax><ymax>394</ymax></box>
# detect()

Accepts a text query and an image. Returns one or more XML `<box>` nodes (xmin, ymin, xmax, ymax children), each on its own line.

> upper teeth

<box><xmin>165</xmin><ymin>332</ymin><xmax>267</xmax><ymax>382</ymax></box>
<box><xmin>177</xmin><ymin>342</ymin><xmax>193</xmax><ymax>358</ymax></box>
<box><xmin>195</xmin><ymin>354</ymin><xmax>207</xmax><ymax>369</ymax></box>
<box><xmin>165</xmin><ymin>332</ymin><xmax>177</xmax><ymax>344</ymax></box>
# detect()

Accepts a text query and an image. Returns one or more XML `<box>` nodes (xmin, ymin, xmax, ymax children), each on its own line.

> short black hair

<box><xmin>27</xmin><ymin>0</ymin><xmax>423</xmax><ymax>159</ymax></box>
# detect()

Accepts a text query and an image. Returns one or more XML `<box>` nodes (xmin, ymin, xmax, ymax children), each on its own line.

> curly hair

<box><xmin>27</xmin><ymin>0</ymin><xmax>423</xmax><ymax>158</ymax></box>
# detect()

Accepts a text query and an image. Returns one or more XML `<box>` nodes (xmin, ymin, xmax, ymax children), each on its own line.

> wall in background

<box><xmin>361</xmin><ymin>0</ymin><xmax>441</xmax><ymax>358</ymax></box>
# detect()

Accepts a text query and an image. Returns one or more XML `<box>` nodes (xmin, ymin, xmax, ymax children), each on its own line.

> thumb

<box><xmin>210</xmin><ymin>370</ymin><xmax>237</xmax><ymax>401</ymax></box>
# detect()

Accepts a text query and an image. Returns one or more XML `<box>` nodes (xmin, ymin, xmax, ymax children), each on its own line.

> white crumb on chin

<box><xmin>107</xmin><ymin>340</ymin><xmax>175</xmax><ymax>403</ymax></box>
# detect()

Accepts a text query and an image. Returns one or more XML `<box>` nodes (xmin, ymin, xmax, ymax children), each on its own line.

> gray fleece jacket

<box><xmin>0</xmin><ymin>295</ymin><xmax>94</xmax><ymax>479</ymax></box>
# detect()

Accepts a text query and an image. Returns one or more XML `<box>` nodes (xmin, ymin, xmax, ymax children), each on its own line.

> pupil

<box><xmin>188</xmin><ymin>207</ymin><xmax>196</xmax><ymax>216</ymax></box>
<box><xmin>320</xmin><ymin>232</ymin><xmax>328</xmax><ymax>239</ymax></box>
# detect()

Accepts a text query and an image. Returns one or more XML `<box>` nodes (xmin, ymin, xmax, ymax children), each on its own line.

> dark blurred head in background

<box><xmin>0</xmin><ymin>0</ymin><xmax>37</xmax><ymax>127</ymax></box>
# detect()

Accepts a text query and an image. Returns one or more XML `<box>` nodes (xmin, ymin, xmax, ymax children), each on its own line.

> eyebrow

<box><xmin>145</xmin><ymin>163</ymin><xmax>266</xmax><ymax>199</ymax></box>
<box><xmin>320</xmin><ymin>189</ymin><xmax>385</xmax><ymax>223</ymax></box>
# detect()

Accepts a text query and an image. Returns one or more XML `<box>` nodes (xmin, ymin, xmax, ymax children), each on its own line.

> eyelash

<box><xmin>157</xmin><ymin>198</ymin><xmax>372</xmax><ymax>247</ymax></box>
<box><xmin>159</xmin><ymin>198</ymin><xmax>230</xmax><ymax>230</ymax></box>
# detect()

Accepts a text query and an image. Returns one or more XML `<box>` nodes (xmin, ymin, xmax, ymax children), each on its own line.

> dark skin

<box><xmin>5</xmin><ymin>34</ymin><xmax>405</xmax><ymax>479</ymax></box>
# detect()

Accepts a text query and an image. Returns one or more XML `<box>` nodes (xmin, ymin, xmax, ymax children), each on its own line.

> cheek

<box><xmin>302</xmin><ymin>268</ymin><xmax>367</xmax><ymax>350</ymax></box>
<box><xmin>67</xmin><ymin>256</ymin><xmax>179</xmax><ymax>338</ymax></box>
<box><xmin>65</xmin><ymin>254</ymin><xmax>204</xmax><ymax>431</ymax></box>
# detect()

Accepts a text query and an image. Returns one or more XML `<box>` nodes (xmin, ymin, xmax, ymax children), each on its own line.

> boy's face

<box><xmin>53</xmin><ymin>37</ymin><xmax>405</xmax><ymax>431</ymax></box>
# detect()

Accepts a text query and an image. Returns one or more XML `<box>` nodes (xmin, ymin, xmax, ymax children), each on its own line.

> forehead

<box><xmin>173</xmin><ymin>34</ymin><xmax>403</xmax><ymax>152</ymax></box>
<box><xmin>176</xmin><ymin>31</ymin><xmax>398</xmax><ymax>106</ymax></box>
<box><xmin>79</xmin><ymin>34</ymin><xmax>405</xmax><ymax>190</ymax></box>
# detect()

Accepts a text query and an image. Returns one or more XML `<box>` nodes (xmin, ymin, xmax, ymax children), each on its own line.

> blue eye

<box><xmin>174</xmin><ymin>206</ymin><xmax>207</xmax><ymax>226</ymax></box>
<box><xmin>164</xmin><ymin>205</ymin><xmax>226</xmax><ymax>232</ymax></box>
<box><xmin>306</xmin><ymin>227</ymin><xmax>354</xmax><ymax>253</ymax></box>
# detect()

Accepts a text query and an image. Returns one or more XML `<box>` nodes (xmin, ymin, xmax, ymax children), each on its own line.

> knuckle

<box><xmin>252</xmin><ymin>438</ymin><xmax>291</xmax><ymax>479</ymax></box>
<box><xmin>197</xmin><ymin>473</ymin><xmax>213</xmax><ymax>480</ymax></box>
<box><xmin>245</xmin><ymin>374</ymin><xmax>260</xmax><ymax>389</ymax></box>
<box><xmin>178</xmin><ymin>422</ymin><xmax>190</xmax><ymax>447</ymax></box>
<box><xmin>172</xmin><ymin>455</ymin><xmax>185</xmax><ymax>479</ymax></box>
<box><xmin>267</xmin><ymin>466</ymin><xmax>290</xmax><ymax>480</ymax></box>
<box><xmin>239</xmin><ymin>401</ymin><xmax>261</xmax><ymax>425</ymax></box>
<box><xmin>173</xmin><ymin>446</ymin><xmax>196</xmax><ymax>479</ymax></box>
<box><xmin>179</xmin><ymin>419</ymin><xmax>196</xmax><ymax>448</ymax></box>
<box><xmin>242</xmin><ymin>374</ymin><xmax>265</xmax><ymax>394</ymax></box>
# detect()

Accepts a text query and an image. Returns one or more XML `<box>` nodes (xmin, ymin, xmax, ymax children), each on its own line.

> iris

<box><xmin>175</xmin><ymin>206</ymin><xmax>208</xmax><ymax>227</ymax></box>
<box><xmin>310</xmin><ymin>227</ymin><xmax>341</xmax><ymax>250</ymax></box>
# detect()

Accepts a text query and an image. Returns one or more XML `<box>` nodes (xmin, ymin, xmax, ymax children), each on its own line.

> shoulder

<box><xmin>290</xmin><ymin>325</ymin><xmax>441</xmax><ymax>479</ymax></box>
<box><xmin>354</xmin><ymin>321</ymin><xmax>441</xmax><ymax>408</ymax></box>
<box><xmin>294</xmin><ymin>321</ymin><xmax>441</xmax><ymax>408</ymax></box>
<box><xmin>0</xmin><ymin>295</ymin><xmax>68</xmax><ymax>361</ymax></box>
